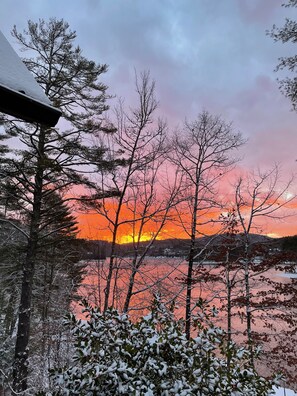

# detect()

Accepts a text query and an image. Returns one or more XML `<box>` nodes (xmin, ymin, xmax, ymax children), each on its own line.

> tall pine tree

<box><xmin>0</xmin><ymin>19</ymin><xmax>117</xmax><ymax>393</ymax></box>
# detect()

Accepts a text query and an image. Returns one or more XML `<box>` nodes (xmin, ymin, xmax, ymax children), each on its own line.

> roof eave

<box><xmin>0</xmin><ymin>84</ymin><xmax>62</xmax><ymax>127</ymax></box>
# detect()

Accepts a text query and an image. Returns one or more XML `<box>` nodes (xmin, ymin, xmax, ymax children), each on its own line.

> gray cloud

<box><xmin>1</xmin><ymin>0</ymin><xmax>297</xmax><ymax>171</ymax></box>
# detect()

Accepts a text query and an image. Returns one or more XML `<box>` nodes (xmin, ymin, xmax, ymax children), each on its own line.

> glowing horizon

<box><xmin>77</xmin><ymin>210</ymin><xmax>296</xmax><ymax>242</ymax></box>
<box><xmin>76</xmin><ymin>183</ymin><xmax>297</xmax><ymax>242</ymax></box>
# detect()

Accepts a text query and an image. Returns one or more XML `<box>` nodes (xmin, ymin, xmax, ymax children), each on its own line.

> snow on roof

<box><xmin>0</xmin><ymin>29</ymin><xmax>51</xmax><ymax>105</ymax></box>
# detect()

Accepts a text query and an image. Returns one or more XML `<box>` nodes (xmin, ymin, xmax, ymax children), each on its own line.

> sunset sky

<box><xmin>1</xmin><ymin>0</ymin><xmax>297</xmax><ymax>238</ymax></box>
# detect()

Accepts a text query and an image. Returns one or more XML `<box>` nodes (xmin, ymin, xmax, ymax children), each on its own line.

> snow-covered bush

<box><xmin>41</xmin><ymin>298</ymin><xmax>277</xmax><ymax>395</ymax></box>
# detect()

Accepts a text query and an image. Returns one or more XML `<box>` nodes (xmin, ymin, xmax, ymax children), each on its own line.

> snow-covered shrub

<box><xmin>0</xmin><ymin>330</ymin><xmax>14</xmax><ymax>392</ymax></box>
<box><xmin>41</xmin><ymin>298</ymin><xmax>277</xmax><ymax>395</ymax></box>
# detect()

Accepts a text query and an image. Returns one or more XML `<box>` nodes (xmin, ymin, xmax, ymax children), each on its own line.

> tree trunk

<box><xmin>185</xmin><ymin>182</ymin><xmax>199</xmax><ymax>340</ymax></box>
<box><xmin>123</xmin><ymin>258</ymin><xmax>138</xmax><ymax>313</ymax></box>
<box><xmin>225</xmin><ymin>249</ymin><xmax>232</xmax><ymax>371</ymax></box>
<box><xmin>243</xmin><ymin>240</ymin><xmax>253</xmax><ymax>366</ymax></box>
<box><xmin>104</xmin><ymin>254</ymin><xmax>116</xmax><ymax>312</ymax></box>
<box><xmin>103</xmin><ymin>222</ymin><xmax>120</xmax><ymax>312</ymax></box>
<box><xmin>185</xmin><ymin>241</ymin><xmax>195</xmax><ymax>340</ymax></box>
<box><xmin>12</xmin><ymin>127</ymin><xmax>45</xmax><ymax>393</ymax></box>
<box><xmin>244</xmin><ymin>259</ymin><xmax>253</xmax><ymax>365</ymax></box>
<box><xmin>12</xmin><ymin>233</ymin><xmax>38</xmax><ymax>392</ymax></box>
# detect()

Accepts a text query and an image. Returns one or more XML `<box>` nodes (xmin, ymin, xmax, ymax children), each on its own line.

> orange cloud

<box><xmin>77</xmin><ymin>196</ymin><xmax>297</xmax><ymax>242</ymax></box>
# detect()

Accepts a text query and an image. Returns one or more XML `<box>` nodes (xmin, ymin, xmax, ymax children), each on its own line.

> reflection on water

<box><xmin>79</xmin><ymin>257</ymin><xmax>188</xmax><ymax>318</ymax></box>
<box><xmin>77</xmin><ymin>257</ymin><xmax>297</xmax><ymax>389</ymax></box>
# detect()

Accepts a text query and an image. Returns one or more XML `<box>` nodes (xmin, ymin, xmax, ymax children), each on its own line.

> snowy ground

<box><xmin>272</xmin><ymin>387</ymin><xmax>297</xmax><ymax>395</ymax></box>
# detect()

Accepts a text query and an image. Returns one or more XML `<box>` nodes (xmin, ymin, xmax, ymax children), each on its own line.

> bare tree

<box><xmin>121</xmin><ymin>163</ymin><xmax>181</xmax><ymax>312</ymax></box>
<box><xmin>169</xmin><ymin>111</ymin><xmax>245</xmax><ymax>339</ymax></box>
<box><xmin>86</xmin><ymin>72</ymin><xmax>179</xmax><ymax>312</ymax></box>
<box><xmin>234</xmin><ymin>165</ymin><xmax>296</xmax><ymax>364</ymax></box>
<box><xmin>217</xmin><ymin>210</ymin><xmax>241</xmax><ymax>347</ymax></box>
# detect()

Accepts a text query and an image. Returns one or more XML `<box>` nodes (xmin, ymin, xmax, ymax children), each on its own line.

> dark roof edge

<box><xmin>0</xmin><ymin>84</ymin><xmax>61</xmax><ymax>127</ymax></box>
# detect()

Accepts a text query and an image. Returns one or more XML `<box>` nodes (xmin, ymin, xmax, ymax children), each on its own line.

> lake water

<box><xmin>79</xmin><ymin>256</ymin><xmax>294</xmax><ymax>320</ymax></box>
<box><xmin>78</xmin><ymin>257</ymin><xmax>297</xmax><ymax>390</ymax></box>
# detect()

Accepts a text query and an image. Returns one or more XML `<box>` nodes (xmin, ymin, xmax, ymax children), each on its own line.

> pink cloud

<box><xmin>238</xmin><ymin>0</ymin><xmax>283</xmax><ymax>24</ymax></box>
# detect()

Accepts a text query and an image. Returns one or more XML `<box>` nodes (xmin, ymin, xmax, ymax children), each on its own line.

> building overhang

<box><xmin>0</xmin><ymin>83</ymin><xmax>61</xmax><ymax>126</ymax></box>
<box><xmin>0</xmin><ymin>30</ymin><xmax>61</xmax><ymax>127</ymax></box>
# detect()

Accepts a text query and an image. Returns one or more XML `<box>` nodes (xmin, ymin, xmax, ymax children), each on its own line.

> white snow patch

<box><xmin>279</xmin><ymin>273</ymin><xmax>297</xmax><ymax>279</ymax></box>
<box><xmin>0</xmin><ymin>30</ymin><xmax>51</xmax><ymax>104</ymax></box>
<box><xmin>147</xmin><ymin>334</ymin><xmax>158</xmax><ymax>345</ymax></box>
<box><xmin>271</xmin><ymin>386</ymin><xmax>297</xmax><ymax>396</ymax></box>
